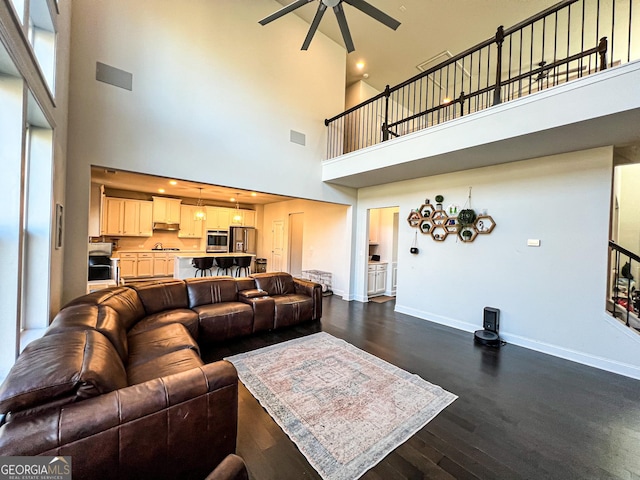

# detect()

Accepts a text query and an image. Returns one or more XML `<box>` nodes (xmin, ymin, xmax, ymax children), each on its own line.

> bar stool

<box><xmin>234</xmin><ymin>256</ymin><xmax>252</xmax><ymax>277</ymax></box>
<box><xmin>215</xmin><ymin>257</ymin><xmax>234</xmax><ymax>276</ymax></box>
<box><xmin>192</xmin><ymin>257</ymin><xmax>214</xmax><ymax>277</ymax></box>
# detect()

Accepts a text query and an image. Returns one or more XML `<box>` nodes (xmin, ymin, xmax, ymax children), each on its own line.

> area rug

<box><xmin>225</xmin><ymin>332</ymin><xmax>457</xmax><ymax>480</ymax></box>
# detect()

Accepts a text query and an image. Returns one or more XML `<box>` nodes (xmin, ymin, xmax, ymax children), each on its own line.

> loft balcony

<box><xmin>322</xmin><ymin>0</ymin><xmax>640</xmax><ymax>188</ymax></box>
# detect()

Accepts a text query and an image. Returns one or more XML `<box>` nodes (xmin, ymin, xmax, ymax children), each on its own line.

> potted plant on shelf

<box><xmin>458</xmin><ymin>208</ymin><xmax>476</xmax><ymax>226</ymax></box>
<box><xmin>435</xmin><ymin>195</ymin><xmax>444</xmax><ymax>210</ymax></box>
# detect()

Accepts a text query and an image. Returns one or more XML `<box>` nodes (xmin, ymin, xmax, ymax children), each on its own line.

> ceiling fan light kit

<box><xmin>259</xmin><ymin>0</ymin><xmax>401</xmax><ymax>53</ymax></box>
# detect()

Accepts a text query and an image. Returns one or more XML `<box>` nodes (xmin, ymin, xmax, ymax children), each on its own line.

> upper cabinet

<box><xmin>101</xmin><ymin>197</ymin><xmax>153</xmax><ymax>237</ymax></box>
<box><xmin>152</xmin><ymin>196</ymin><xmax>181</xmax><ymax>224</ymax></box>
<box><xmin>178</xmin><ymin>205</ymin><xmax>203</xmax><ymax>238</ymax></box>
<box><xmin>206</xmin><ymin>206</ymin><xmax>256</xmax><ymax>229</ymax></box>
<box><xmin>205</xmin><ymin>206</ymin><xmax>231</xmax><ymax>230</ymax></box>
<box><xmin>242</xmin><ymin>210</ymin><xmax>256</xmax><ymax>227</ymax></box>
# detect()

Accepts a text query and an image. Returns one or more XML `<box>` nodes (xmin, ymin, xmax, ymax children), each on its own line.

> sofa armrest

<box><xmin>239</xmin><ymin>295</ymin><xmax>275</xmax><ymax>333</ymax></box>
<box><xmin>0</xmin><ymin>361</ymin><xmax>238</xmax><ymax>480</ymax></box>
<box><xmin>294</xmin><ymin>278</ymin><xmax>323</xmax><ymax>320</ymax></box>
<box><xmin>205</xmin><ymin>454</ymin><xmax>248</xmax><ymax>480</ymax></box>
<box><xmin>238</xmin><ymin>289</ymin><xmax>267</xmax><ymax>299</ymax></box>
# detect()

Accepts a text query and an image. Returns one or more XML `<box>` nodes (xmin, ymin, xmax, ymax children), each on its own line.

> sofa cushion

<box><xmin>45</xmin><ymin>304</ymin><xmax>129</xmax><ymax>362</ymax></box>
<box><xmin>127</xmin><ymin>323</ymin><xmax>200</xmax><ymax>368</ymax></box>
<box><xmin>193</xmin><ymin>303</ymin><xmax>253</xmax><ymax>342</ymax></box>
<box><xmin>273</xmin><ymin>295</ymin><xmax>314</xmax><ymax>328</ymax></box>
<box><xmin>185</xmin><ymin>278</ymin><xmax>239</xmax><ymax>308</ymax></box>
<box><xmin>0</xmin><ymin>330</ymin><xmax>127</xmax><ymax>414</ymax></box>
<box><xmin>251</xmin><ymin>273</ymin><xmax>296</xmax><ymax>296</ymax></box>
<box><xmin>129</xmin><ymin>280</ymin><xmax>189</xmax><ymax>315</ymax></box>
<box><xmin>64</xmin><ymin>287</ymin><xmax>146</xmax><ymax>331</ymax></box>
<box><xmin>127</xmin><ymin>308</ymin><xmax>200</xmax><ymax>340</ymax></box>
<box><xmin>127</xmin><ymin>349</ymin><xmax>204</xmax><ymax>386</ymax></box>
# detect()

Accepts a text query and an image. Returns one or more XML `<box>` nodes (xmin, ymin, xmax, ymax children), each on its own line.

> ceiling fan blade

<box><xmin>343</xmin><ymin>0</ymin><xmax>401</xmax><ymax>30</ymax></box>
<box><xmin>259</xmin><ymin>0</ymin><xmax>314</xmax><ymax>26</ymax></box>
<box><xmin>334</xmin><ymin>3</ymin><xmax>355</xmax><ymax>53</ymax></box>
<box><xmin>302</xmin><ymin>3</ymin><xmax>328</xmax><ymax>50</ymax></box>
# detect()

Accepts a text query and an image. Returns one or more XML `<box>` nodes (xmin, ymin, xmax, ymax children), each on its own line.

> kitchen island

<box><xmin>173</xmin><ymin>253</ymin><xmax>256</xmax><ymax>279</ymax></box>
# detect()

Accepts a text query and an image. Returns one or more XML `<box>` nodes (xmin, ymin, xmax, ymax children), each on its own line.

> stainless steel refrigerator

<box><xmin>229</xmin><ymin>226</ymin><xmax>257</xmax><ymax>254</ymax></box>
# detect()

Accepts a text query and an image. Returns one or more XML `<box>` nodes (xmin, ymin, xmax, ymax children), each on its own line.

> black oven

<box><xmin>206</xmin><ymin>229</ymin><xmax>229</xmax><ymax>253</ymax></box>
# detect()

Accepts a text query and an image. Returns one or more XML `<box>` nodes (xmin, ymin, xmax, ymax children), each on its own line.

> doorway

<box><xmin>289</xmin><ymin>213</ymin><xmax>304</xmax><ymax>277</ymax></box>
<box><xmin>367</xmin><ymin>207</ymin><xmax>399</xmax><ymax>300</ymax></box>
<box><xmin>271</xmin><ymin>220</ymin><xmax>284</xmax><ymax>272</ymax></box>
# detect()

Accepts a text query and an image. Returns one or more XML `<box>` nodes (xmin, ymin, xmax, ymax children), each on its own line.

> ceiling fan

<box><xmin>259</xmin><ymin>0</ymin><xmax>401</xmax><ymax>53</ymax></box>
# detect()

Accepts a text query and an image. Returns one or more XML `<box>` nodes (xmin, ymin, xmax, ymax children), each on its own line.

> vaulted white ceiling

<box><xmin>272</xmin><ymin>0</ymin><xmax>558</xmax><ymax>90</ymax></box>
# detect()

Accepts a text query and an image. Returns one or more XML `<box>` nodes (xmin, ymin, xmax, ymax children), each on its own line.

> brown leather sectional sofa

<box><xmin>0</xmin><ymin>272</ymin><xmax>322</xmax><ymax>479</ymax></box>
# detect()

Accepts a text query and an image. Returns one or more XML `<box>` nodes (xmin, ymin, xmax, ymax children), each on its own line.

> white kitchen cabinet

<box><xmin>101</xmin><ymin>198</ymin><xmax>152</xmax><ymax>237</ymax></box>
<box><xmin>152</xmin><ymin>196</ymin><xmax>181</xmax><ymax>224</ymax></box>
<box><xmin>205</xmin><ymin>206</ymin><xmax>232</xmax><ymax>230</ymax></box>
<box><xmin>367</xmin><ymin>262</ymin><xmax>388</xmax><ymax>297</ymax></box>
<box><xmin>101</xmin><ymin>197</ymin><xmax>124</xmax><ymax>235</ymax></box>
<box><xmin>136</xmin><ymin>253</ymin><xmax>153</xmax><ymax>277</ymax></box>
<box><xmin>167</xmin><ymin>253</ymin><xmax>175</xmax><ymax>276</ymax></box>
<box><xmin>118</xmin><ymin>253</ymin><xmax>137</xmax><ymax>278</ymax></box>
<box><xmin>241</xmin><ymin>209</ymin><xmax>256</xmax><ymax>227</ymax></box>
<box><xmin>179</xmin><ymin>205</ymin><xmax>204</xmax><ymax>238</ymax></box>
<box><xmin>138</xmin><ymin>201</ymin><xmax>153</xmax><ymax>236</ymax></box>
<box><xmin>152</xmin><ymin>252</ymin><xmax>175</xmax><ymax>277</ymax></box>
<box><xmin>153</xmin><ymin>253</ymin><xmax>167</xmax><ymax>277</ymax></box>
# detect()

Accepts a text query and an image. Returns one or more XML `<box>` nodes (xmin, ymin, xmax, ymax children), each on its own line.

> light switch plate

<box><xmin>527</xmin><ymin>239</ymin><xmax>541</xmax><ymax>247</ymax></box>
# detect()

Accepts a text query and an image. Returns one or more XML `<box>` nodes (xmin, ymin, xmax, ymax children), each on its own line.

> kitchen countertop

<box><xmin>114</xmin><ymin>249</ymin><xmax>203</xmax><ymax>254</ymax></box>
<box><xmin>173</xmin><ymin>252</ymin><xmax>255</xmax><ymax>258</ymax></box>
<box><xmin>368</xmin><ymin>260</ymin><xmax>388</xmax><ymax>264</ymax></box>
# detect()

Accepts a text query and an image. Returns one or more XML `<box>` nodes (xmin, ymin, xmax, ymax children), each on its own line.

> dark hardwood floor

<box><xmin>202</xmin><ymin>296</ymin><xmax>640</xmax><ymax>480</ymax></box>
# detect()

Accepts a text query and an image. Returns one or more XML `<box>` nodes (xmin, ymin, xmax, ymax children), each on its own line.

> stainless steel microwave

<box><xmin>206</xmin><ymin>229</ymin><xmax>229</xmax><ymax>253</ymax></box>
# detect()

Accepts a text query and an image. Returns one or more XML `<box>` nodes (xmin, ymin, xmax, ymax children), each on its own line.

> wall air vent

<box><xmin>96</xmin><ymin>62</ymin><xmax>133</xmax><ymax>91</ymax></box>
<box><xmin>290</xmin><ymin>130</ymin><xmax>306</xmax><ymax>146</ymax></box>
<box><xmin>416</xmin><ymin>50</ymin><xmax>470</xmax><ymax>89</ymax></box>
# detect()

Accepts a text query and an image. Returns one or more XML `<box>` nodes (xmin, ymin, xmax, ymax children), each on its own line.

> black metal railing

<box><xmin>325</xmin><ymin>0</ymin><xmax>638</xmax><ymax>158</ymax></box>
<box><xmin>609</xmin><ymin>241</ymin><xmax>640</xmax><ymax>329</ymax></box>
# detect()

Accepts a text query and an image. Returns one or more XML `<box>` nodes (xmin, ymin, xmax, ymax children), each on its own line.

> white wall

<box><xmin>357</xmin><ymin>147</ymin><xmax>640</xmax><ymax>379</ymax></box>
<box><xmin>65</xmin><ymin>0</ymin><xmax>357</xmax><ymax>302</ymax></box>
<box><xmin>262</xmin><ymin>199</ymin><xmax>351</xmax><ymax>298</ymax></box>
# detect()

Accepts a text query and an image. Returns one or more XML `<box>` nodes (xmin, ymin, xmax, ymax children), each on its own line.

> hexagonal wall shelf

<box><xmin>419</xmin><ymin>219</ymin><xmax>433</xmax><ymax>234</ymax></box>
<box><xmin>419</xmin><ymin>203</ymin><xmax>435</xmax><ymax>219</ymax></box>
<box><xmin>474</xmin><ymin>215</ymin><xmax>496</xmax><ymax>234</ymax></box>
<box><xmin>444</xmin><ymin>217</ymin><xmax>458</xmax><ymax>233</ymax></box>
<box><xmin>458</xmin><ymin>225</ymin><xmax>478</xmax><ymax>243</ymax></box>
<box><xmin>431</xmin><ymin>226</ymin><xmax>448</xmax><ymax>241</ymax></box>
<box><xmin>431</xmin><ymin>210</ymin><xmax>448</xmax><ymax>226</ymax></box>
<box><xmin>407</xmin><ymin>210</ymin><xmax>421</xmax><ymax>227</ymax></box>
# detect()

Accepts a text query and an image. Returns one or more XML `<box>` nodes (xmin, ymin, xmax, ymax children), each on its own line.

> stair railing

<box><xmin>326</xmin><ymin>0</ymin><xmax>636</xmax><ymax>159</ymax></box>
<box><xmin>609</xmin><ymin>241</ymin><xmax>640</xmax><ymax>329</ymax></box>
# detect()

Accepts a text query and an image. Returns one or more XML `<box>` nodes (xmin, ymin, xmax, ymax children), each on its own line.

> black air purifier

<box><xmin>474</xmin><ymin>307</ymin><xmax>501</xmax><ymax>347</ymax></box>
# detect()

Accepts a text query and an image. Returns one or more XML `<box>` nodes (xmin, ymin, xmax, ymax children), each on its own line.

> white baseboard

<box><xmin>394</xmin><ymin>305</ymin><xmax>640</xmax><ymax>380</ymax></box>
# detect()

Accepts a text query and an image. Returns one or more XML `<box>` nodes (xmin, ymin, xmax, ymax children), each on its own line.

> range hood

<box><xmin>153</xmin><ymin>222</ymin><xmax>180</xmax><ymax>231</ymax></box>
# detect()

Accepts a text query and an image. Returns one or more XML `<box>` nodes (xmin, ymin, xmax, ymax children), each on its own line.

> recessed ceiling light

<box><xmin>169</xmin><ymin>180</ymin><xmax>177</xmax><ymax>185</ymax></box>
<box><xmin>158</xmin><ymin>188</ymin><xmax>165</xmax><ymax>193</ymax></box>
<box><xmin>250</xmin><ymin>192</ymin><xmax>257</xmax><ymax>197</ymax></box>
<box><xmin>356</xmin><ymin>61</ymin><xmax>365</xmax><ymax>70</ymax></box>
<box><xmin>230</xmin><ymin>196</ymin><xmax>236</xmax><ymax>202</ymax></box>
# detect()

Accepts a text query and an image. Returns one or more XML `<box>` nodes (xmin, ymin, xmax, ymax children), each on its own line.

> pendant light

<box><xmin>233</xmin><ymin>193</ymin><xmax>242</xmax><ymax>223</ymax></box>
<box><xmin>194</xmin><ymin>188</ymin><xmax>206</xmax><ymax>221</ymax></box>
